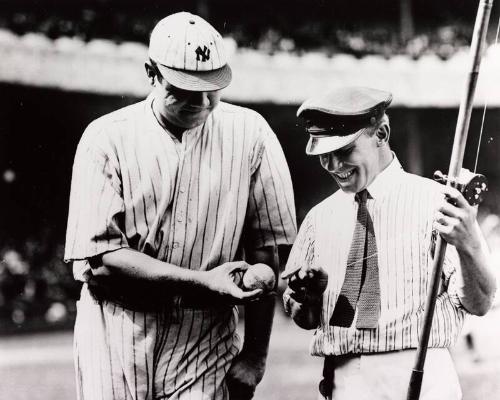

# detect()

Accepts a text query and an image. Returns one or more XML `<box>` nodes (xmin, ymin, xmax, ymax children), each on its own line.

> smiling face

<box><xmin>319</xmin><ymin>127</ymin><xmax>389</xmax><ymax>193</ymax></box>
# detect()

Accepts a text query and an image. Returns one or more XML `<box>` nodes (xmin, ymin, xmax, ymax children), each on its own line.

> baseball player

<box><xmin>64</xmin><ymin>12</ymin><xmax>296</xmax><ymax>400</ymax></box>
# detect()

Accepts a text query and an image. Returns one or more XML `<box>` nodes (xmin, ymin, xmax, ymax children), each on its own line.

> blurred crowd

<box><xmin>240</xmin><ymin>25</ymin><xmax>472</xmax><ymax>60</ymax></box>
<box><xmin>0</xmin><ymin>234</ymin><xmax>80</xmax><ymax>331</ymax></box>
<box><xmin>0</xmin><ymin>9</ymin><xmax>473</xmax><ymax>60</ymax></box>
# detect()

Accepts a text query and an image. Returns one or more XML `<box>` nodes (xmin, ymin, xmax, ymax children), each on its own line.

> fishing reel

<box><xmin>433</xmin><ymin>168</ymin><xmax>488</xmax><ymax>206</ymax></box>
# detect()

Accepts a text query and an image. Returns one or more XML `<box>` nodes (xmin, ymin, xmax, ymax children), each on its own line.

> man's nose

<box><xmin>325</xmin><ymin>153</ymin><xmax>341</xmax><ymax>171</ymax></box>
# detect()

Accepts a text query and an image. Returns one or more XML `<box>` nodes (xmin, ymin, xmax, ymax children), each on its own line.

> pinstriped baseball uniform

<box><xmin>283</xmin><ymin>157</ymin><xmax>467</xmax><ymax>356</ymax></box>
<box><xmin>65</xmin><ymin>93</ymin><xmax>297</xmax><ymax>400</ymax></box>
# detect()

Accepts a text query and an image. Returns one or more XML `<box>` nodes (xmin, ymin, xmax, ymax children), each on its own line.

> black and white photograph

<box><xmin>1</xmin><ymin>1</ymin><xmax>500</xmax><ymax>399</ymax></box>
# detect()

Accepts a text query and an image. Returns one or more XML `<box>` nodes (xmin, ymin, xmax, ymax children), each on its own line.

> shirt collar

<box><xmin>366</xmin><ymin>153</ymin><xmax>404</xmax><ymax>200</ymax></box>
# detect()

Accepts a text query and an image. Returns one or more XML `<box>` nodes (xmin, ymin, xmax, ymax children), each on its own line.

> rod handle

<box><xmin>406</xmin><ymin>369</ymin><xmax>424</xmax><ymax>400</ymax></box>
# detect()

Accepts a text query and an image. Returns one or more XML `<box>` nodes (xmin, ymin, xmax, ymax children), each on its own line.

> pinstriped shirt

<box><xmin>65</xmin><ymin>94</ymin><xmax>297</xmax><ymax>280</ymax></box>
<box><xmin>284</xmin><ymin>157</ymin><xmax>467</xmax><ymax>356</ymax></box>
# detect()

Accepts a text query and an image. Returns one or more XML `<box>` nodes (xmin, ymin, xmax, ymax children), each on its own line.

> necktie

<box><xmin>330</xmin><ymin>189</ymin><xmax>381</xmax><ymax>329</ymax></box>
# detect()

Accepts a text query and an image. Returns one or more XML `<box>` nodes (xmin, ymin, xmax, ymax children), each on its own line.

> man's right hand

<box><xmin>201</xmin><ymin>261</ymin><xmax>263</xmax><ymax>304</ymax></box>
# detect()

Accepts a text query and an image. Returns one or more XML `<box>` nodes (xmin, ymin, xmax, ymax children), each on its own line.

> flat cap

<box><xmin>297</xmin><ymin>86</ymin><xmax>393</xmax><ymax>155</ymax></box>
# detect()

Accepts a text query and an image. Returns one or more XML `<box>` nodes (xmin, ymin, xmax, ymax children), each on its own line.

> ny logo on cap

<box><xmin>195</xmin><ymin>45</ymin><xmax>210</xmax><ymax>62</ymax></box>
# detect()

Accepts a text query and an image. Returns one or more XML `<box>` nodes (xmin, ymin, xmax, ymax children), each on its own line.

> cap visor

<box><xmin>156</xmin><ymin>64</ymin><xmax>232</xmax><ymax>91</ymax></box>
<box><xmin>306</xmin><ymin>131</ymin><xmax>363</xmax><ymax>155</ymax></box>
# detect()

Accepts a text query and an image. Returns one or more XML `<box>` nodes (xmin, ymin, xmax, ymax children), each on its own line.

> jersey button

<box><xmin>179</xmin><ymin>186</ymin><xmax>186</xmax><ymax>193</ymax></box>
<box><xmin>173</xmin><ymin>242</ymin><xmax>179</xmax><ymax>249</ymax></box>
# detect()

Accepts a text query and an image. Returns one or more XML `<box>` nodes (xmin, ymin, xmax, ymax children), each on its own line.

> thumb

<box><xmin>230</xmin><ymin>261</ymin><xmax>251</xmax><ymax>273</ymax></box>
<box><xmin>281</xmin><ymin>264</ymin><xmax>301</xmax><ymax>280</ymax></box>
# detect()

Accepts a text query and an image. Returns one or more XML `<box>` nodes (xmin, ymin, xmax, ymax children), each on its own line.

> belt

<box><xmin>86</xmin><ymin>276</ymin><xmax>232</xmax><ymax>312</ymax></box>
<box><xmin>319</xmin><ymin>356</ymin><xmax>336</xmax><ymax>399</ymax></box>
<box><xmin>86</xmin><ymin>277</ymin><xmax>170</xmax><ymax>312</ymax></box>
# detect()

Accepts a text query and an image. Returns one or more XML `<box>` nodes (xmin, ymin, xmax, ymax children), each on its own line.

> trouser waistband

<box><xmin>85</xmin><ymin>280</ymin><xmax>233</xmax><ymax>312</ymax></box>
<box><xmin>318</xmin><ymin>349</ymin><xmax>460</xmax><ymax>400</ymax></box>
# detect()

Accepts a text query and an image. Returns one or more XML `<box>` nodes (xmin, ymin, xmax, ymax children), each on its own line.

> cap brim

<box><xmin>156</xmin><ymin>63</ymin><xmax>232</xmax><ymax>91</ymax></box>
<box><xmin>306</xmin><ymin>130</ymin><xmax>364</xmax><ymax>156</ymax></box>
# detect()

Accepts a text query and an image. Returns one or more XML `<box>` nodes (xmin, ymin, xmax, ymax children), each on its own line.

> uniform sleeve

<box><xmin>282</xmin><ymin>211</ymin><xmax>316</xmax><ymax>313</ymax></box>
<box><xmin>427</xmin><ymin>184</ymin><xmax>465</xmax><ymax>309</ymax></box>
<box><xmin>442</xmin><ymin>244</ymin><xmax>464</xmax><ymax>309</ymax></box>
<box><xmin>443</xmin><ymin>234</ymin><xmax>492</xmax><ymax>310</ymax></box>
<box><xmin>64</xmin><ymin>126</ymin><xmax>128</xmax><ymax>263</ymax></box>
<box><xmin>244</xmin><ymin>119</ymin><xmax>297</xmax><ymax>249</ymax></box>
<box><xmin>283</xmin><ymin>211</ymin><xmax>316</xmax><ymax>277</ymax></box>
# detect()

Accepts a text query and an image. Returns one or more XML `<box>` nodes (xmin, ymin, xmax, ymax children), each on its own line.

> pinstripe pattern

<box><xmin>74</xmin><ymin>286</ymin><xmax>239</xmax><ymax>400</ymax></box>
<box><xmin>65</xmin><ymin>94</ymin><xmax>296</xmax><ymax>399</ymax></box>
<box><xmin>284</xmin><ymin>157</ymin><xmax>465</xmax><ymax>356</ymax></box>
<box><xmin>65</xmin><ymin>94</ymin><xmax>296</xmax><ymax>272</ymax></box>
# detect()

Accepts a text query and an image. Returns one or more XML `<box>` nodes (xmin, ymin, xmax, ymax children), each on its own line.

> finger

<box><xmin>230</xmin><ymin>262</ymin><xmax>251</xmax><ymax>273</ymax></box>
<box><xmin>440</xmin><ymin>185</ymin><xmax>468</xmax><ymax>208</ymax></box>
<box><xmin>288</xmin><ymin>287</ymin><xmax>307</xmax><ymax>302</ymax></box>
<box><xmin>244</xmin><ymin>290</ymin><xmax>277</xmax><ymax>302</ymax></box>
<box><xmin>433</xmin><ymin>220</ymin><xmax>453</xmax><ymax>236</ymax></box>
<box><xmin>298</xmin><ymin>267</ymin><xmax>316</xmax><ymax>281</ymax></box>
<box><xmin>436</xmin><ymin>210</ymin><xmax>466</xmax><ymax>232</ymax></box>
<box><xmin>284</xmin><ymin>265</ymin><xmax>312</xmax><ymax>280</ymax></box>
<box><xmin>281</xmin><ymin>265</ymin><xmax>302</xmax><ymax>280</ymax></box>
<box><xmin>236</xmin><ymin>288</ymin><xmax>263</xmax><ymax>301</ymax></box>
<box><xmin>437</xmin><ymin>201</ymin><xmax>462</xmax><ymax>219</ymax></box>
<box><xmin>281</xmin><ymin>271</ymin><xmax>293</xmax><ymax>280</ymax></box>
<box><xmin>288</xmin><ymin>274</ymin><xmax>307</xmax><ymax>292</ymax></box>
<box><xmin>434</xmin><ymin>211</ymin><xmax>453</xmax><ymax>226</ymax></box>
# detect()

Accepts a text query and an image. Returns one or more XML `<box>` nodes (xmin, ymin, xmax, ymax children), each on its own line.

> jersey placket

<box><xmin>168</xmin><ymin>131</ymin><xmax>192</xmax><ymax>266</ymax></box>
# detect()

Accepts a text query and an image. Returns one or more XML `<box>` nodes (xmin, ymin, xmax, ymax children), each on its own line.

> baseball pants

<box><xmin>74</xmin><ymin>285</ymin><xmax>240</xmax><ymax>400</ymax></box>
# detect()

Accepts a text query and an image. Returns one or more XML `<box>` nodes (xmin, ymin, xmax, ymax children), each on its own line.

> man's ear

<box><xmin>376</xmin><ymin>123</ymin><xmax>390</xmax><ymax>146</ymax></box>
<box><xmin>145</xmin><ymin>63</ymin><xmax>156</xmax><ymax>85</ymax></box>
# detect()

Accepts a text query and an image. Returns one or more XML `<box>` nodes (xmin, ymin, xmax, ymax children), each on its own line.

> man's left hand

<box><xmin>434</xmin><ymin>185</ymin><xmax>482</xmax><ymax>253</ymax></box>
<box><xmin>226</xmin><ymin>350</ymin><xmax>266</xmax><ymax>400</ymax></box>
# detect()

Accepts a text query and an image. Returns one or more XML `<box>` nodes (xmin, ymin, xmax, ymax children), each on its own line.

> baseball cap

<box><xmin>297</xmin><ymin>87</ymin><xmax>393</xmax><ymax>155</ymax></box>
<box><xmin>148</xmin><ymin>12</ymin><xmax>232</xmax><ymax>92</ymax></box>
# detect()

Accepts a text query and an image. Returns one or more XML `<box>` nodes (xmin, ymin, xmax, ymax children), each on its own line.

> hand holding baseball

<box><xmin>234</xmin><ymin>263</ymin><xmax>276</xmax><ymax>294</ymax></box>
<box><xmin>204</xmin><ymin>261</ymin><xmax>263</xmax><ymax>303</ymax></box>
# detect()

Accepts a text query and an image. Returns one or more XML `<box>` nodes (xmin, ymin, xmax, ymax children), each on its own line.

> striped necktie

<box><xmin>330</xmin><ymin>189</ymin><xmax>381</xmax><ymax>329</ymax></box>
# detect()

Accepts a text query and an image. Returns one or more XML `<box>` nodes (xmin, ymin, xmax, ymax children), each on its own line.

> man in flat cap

<box><xmin>282</xmin><ymin>86</ymin><xmax>496</xmax><ymax>399</ymax></box>
<box><xmin>65</xmin><ymin>12</ymin><xmax>296</xmax><ymax>400</ymax></box>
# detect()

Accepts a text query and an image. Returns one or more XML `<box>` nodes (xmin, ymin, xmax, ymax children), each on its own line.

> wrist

<box><xmin>185</xmin><ymin>269</ymin><xmax>211</xmax><ymax>289</ymax></box>
<box><xmin>456</xmin><ymin>233</ymin><xmax>483</xmax><ymax>258</ymax></box>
